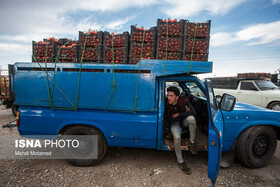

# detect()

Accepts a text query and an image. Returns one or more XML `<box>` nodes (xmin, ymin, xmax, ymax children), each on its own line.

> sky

<box><xmin>0</xmin><ymin>0</ymin><xmax>279</xmax><ymax>78</ymax></box>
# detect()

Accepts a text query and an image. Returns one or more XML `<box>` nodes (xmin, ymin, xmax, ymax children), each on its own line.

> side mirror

<box><xmin>219</xmin><ymin>94</ymin><xmax>236</xmax><ymax>112</ymax></box>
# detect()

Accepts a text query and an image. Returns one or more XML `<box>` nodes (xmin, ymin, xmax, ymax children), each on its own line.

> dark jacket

<box><xmin>164</xmin><ymin>96</ymin><xmax>196</xmax><ymax>124</ymax></box>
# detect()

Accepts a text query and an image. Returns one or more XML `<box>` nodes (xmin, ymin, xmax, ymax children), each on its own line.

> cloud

<box><xmin>161</xmin><ymin>0</ymin><xmax>248</xmax><ymax>18</ymax></box>
<box><xmin>104</xmin><ymin>16</ymin><xmax>136</xmax><ymax>30</ymax></box>
<box><xmin>271</xmin><ymin>0</ymin><xmax>280</xmax><ymax>4</ymax></box>
<box><xmin>211</xmin><ymin>20</ymin><xmax>280</xmax><ymax>47</ymax></box>
<box><xmin>211</xmin><ymin>32</ymin><xmax>237</xmax><ymax>47</ymax></box>
<box><xmin>236</xmin><ymin>21</ymin><xmax>280</xmax><ymax>45</ymax></box>
<box><xmin>0</xmin><ymin>43</ymin><xmax>30</xmax><ymax>55</ymax></box>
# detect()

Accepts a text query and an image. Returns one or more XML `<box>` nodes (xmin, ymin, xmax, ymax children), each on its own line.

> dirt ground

<box><xmin>0</xmin><ymin>105</ymin><xmax>280</xmax><ymax>186</ymax></box>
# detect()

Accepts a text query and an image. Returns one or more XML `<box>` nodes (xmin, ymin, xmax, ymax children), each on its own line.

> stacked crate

<box><xmin>103</xmin><ymin>32</ymin><xmax>129</xmax><ymax>64</ymax></box>
<box><xmin>129</xmin><ymin>26</ymin><xmax>157</xmax><ymax>64</ymax></box>
<box><xmin>156</xmin><ymin>19</ymin><xmax>185</xmax><ymax>60</ymax></box>
<box><xmin>32</xmin><ymin>39</ymin><xmax>58</xmax><ymax>63</ymax></box>
<box><xmin>78</xmin><ymin>31</ymin><xmax>103</xmax><ymax>63</ymax></box>
<box><xmin>183</xmin><ymin>20</ymin><xmax>211</xmax><ymax>61</ymax></box>
<box><xmin>237</xmin><ymin>73</ymin><xmax>271</xmax><ymax>79</ymax></box>
<box><xmin>56</xmin><ymin>39</ymin><xmax>79</xmax><ymax>63</ymax></box>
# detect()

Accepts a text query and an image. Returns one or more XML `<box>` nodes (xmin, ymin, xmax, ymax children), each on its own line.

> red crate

<box><xmin>104</xmin><ymin>47</ymin><xmax>128</xmax><ymax>63</ymax></box>
<box><xmin>156</xmin><ymin>51</ymin><xmax>181</xmax><ymax>60</ymax></box>
<box><xmin>79</xmin><ymin>31</ymin><xmax>103</xmax><ymax>47</ymax></box>
<box><xmin>78</xmin><ymin>46</ymin><xmax>102</xmax><ymax>62</ymax></box>
<box><xmin>33</xmin><ymin>41</ymin><xmax>58</xmax><ymax>58</ymax></box>
<box><xmin>157</xmin><ymin>37</ymin><xmax>183</xmax><ymax>52</ymax></box>
<box><xmin>157</xmin><ymin>19</ymin><xmax>185</xmax><ymax>37</ymax></box>
<box><xmin>183</xmin><ymin>53</ymin><xmax>208</xmax><ymax>61</ymax></box>
<box><xmin>130</xmin><ymin>43</ymin><xmax>156</xmax><ymax>61</ymax></box>
<box><xmin>32</xmin><ymin>56</ymin><xmax>55</xmax><ymax>63</ymax></box>
<box><xmin>104</xmin><ymin>32</ymin><xmax>129</xmax><ymax>47</ymax></box>
<box><xmin>185</xmin><ymin>37</ymin><xmax>209</xmax><ymax>53</ymax></box>
<box><xmin>57</xmin><ymin>45</ymin><xmax>78</xmax><ymax>62</ymax></box>
<box><xmin>185</xmin><ymin>20</ymin><xmax>211</xmax><ymax>38</ymax></box>
<box><xmin>131</xmin><ymin>26</ymin><xmax>156</xmax><ymax>44</ymax></box>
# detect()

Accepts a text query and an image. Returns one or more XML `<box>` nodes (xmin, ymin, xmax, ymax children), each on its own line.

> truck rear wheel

<box><xmin>11</xmin><ymin>103</ymin><xmax>19</xmax><ymax>116</ymax></box>
<box><xmin>62</xmin><ymin>125</ymin><xmax>107</xmax><ymax>167</ymax></box>
<box><xmin>236</xmin><ymin>126</ymin><xmax>277</xmax><ymax>168</ymax></box>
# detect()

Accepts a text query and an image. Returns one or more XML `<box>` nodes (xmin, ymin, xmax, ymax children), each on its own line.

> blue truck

<box><xmin>11</xmin><ymin>60</ymin><xmax>280</xmax><ymax>185</ymax></box>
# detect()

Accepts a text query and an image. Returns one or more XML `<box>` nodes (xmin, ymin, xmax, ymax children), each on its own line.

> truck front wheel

<box><xmin>269</xmin><ymin>102</ymin><xmax>280</xmax><ymax>111</ymax></box>
<box><xmin>236</xmin><ymin>126</ymin><xmax>277</xmax><ymax>168</ymax></box>
<box><xmin>62</xmin><ymin>125</ymin><xmax>107</xmax><ymax>167</ymax></box>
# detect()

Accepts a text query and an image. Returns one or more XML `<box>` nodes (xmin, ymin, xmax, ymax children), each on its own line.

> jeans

<box><xmin>170</xmin><ymin>116</ymin><xmax>196</xmax><ymax>163</ymax></box>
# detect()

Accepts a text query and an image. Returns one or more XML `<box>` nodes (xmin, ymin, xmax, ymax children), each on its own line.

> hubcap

<box><xmin>253</xmin><ymin>135</ymin><xmax>268</xmax><ymax>156</ymax></box>
<box><xmin>272</xmin><ymin>104</ymin><xmax>280</xmax><ymax>111</ymax></box>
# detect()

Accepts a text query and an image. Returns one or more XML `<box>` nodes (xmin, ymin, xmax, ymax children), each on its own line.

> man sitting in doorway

<box><xmin>165</xmin><ymin>86</ymin><xmax>197</xmax><ymax>175</ymax></box>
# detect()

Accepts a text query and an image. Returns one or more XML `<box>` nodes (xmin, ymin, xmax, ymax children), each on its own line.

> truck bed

<box><xmin>13</xmin><ymin>60</ymin><xmax>212</xmax><ymax>112</ymax></box>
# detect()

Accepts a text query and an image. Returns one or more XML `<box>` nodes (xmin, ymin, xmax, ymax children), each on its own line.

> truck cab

<box><xmin>12</xmin><ymin>60</ymin><xmax>280</xmax><ymax>185</ymax></box>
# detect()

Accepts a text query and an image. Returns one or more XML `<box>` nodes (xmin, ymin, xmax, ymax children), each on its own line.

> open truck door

<box><xmin>205</xmin><ymin>79</ymin><xmax>223</xmax><ymax>185</ymax></box>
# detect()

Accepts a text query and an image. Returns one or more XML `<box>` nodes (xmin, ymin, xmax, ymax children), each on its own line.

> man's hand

<box><xmin>186</xmin><ymin>107</ymin><xmax>190</xmax><ymax>112</ymax></box>
<box><xmin>172</xmin><ymin>113</ymin><xmax>179</xmax><ymax>118</ymax></box>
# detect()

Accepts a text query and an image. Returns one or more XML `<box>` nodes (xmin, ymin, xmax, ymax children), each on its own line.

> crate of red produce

<box><xmin>57</xmin><ymin>38</ymin><xmax>78</xmax><ymax>46</ymax></box>
<box><xmin>32</xmin><ymin>56</ymin><xmax>55</xmax><ymax>63</ymax></box>
<box><xmin>32</xmin><ymin>41</ymin><xmax>58</xmax><ymax>58</ymax></box>
<box><xmin>157</xmin><ymin>36</ymin><xmax>184</xmax><ymax>52</ymax></box>
<box><xmin>183</xmin><ymin>53</ymin><xmax>208</xmax><ymax>61</ymax></box>
<box><xmin>63</xmin><ymin>39</ymin><xmax>79</xmax><ymax>47</ymax></box>
<box><xmin>185</xmin><ymin>37</ymin><xmax>209</xmax><ymax>53</ymax></box>
<box><xmin>57</xmin><ymin>45</ymin><xmax>78</xmax><ymax>62</ymax></box>
<box><xmin>237</xmin><ymin>73</ymin><xmax>271</xmax><ymax>79</ymax></box>
<box><xmin>104</xmin><ymin>46</ymin><xmax>128</xmax><ymax>64</ymax></box>
<box><xmin>129</xmin><ymin>60</ymin><xmax>140</xmax><ymax>64</ymax></box>
<box><xmin>103</xmin><ymin>32</ymin><xmax>129</xmax><ymax>47</ymax></box>
<box><xmin>185</xmin><ymin>20</ymin><xmax>211</xmax><ymax>38</ymax></box>
<box><xmin>130</xmin><ymin>43</ymin><xmax>156</xmax><ymax>61</ymax></box>
<box><xmin>79</xmin><ymin>31</ymin><xmax>103</xmax><ymax>47</ymax></box>
<box><xmin>131</xmin><ymin>26</ymin><xmax>157</xmax><ymax>44</ymax></box>
<box><xmin>43</xmin><ymin>37</ymin><xmax>59</xmax><ymax>44</ymax></box>
<box><xmin>78</xmin><ymin>46</ymin><xmax>102</xmax><ymax>63</ymax></box>
<box><xmin>157</xmin><ymin>19</ymin><xmax>185</xmax><ymax>37</ymax></box>
<box><xmin>156</xmin><ymin>51</ymin><xmax>182</xmax><ymax>60</ymax></box>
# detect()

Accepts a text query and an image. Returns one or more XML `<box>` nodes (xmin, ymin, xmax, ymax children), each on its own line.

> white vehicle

<box><xmin>208</xmin><ymin>78</ymin><xmax>280</xmax><ymax>111</ymax></box>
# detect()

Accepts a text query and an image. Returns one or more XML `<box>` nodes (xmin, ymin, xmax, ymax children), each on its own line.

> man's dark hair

<box><xmin>167</xmin><ymin>86</ymin><xmax>180</xmax><ymax>96</ymax></box>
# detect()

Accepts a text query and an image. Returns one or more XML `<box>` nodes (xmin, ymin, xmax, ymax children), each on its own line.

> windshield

<box><xmin>185</xmin><ymin>82</ymin><xmax>206</xmax><ymax>98</ymax></box>
<box><xmin>254</xmin><ymin>80</ymin><xmax>279</xmax><ymax>91</ymax></box>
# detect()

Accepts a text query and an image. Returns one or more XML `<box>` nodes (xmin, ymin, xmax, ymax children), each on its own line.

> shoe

<box><xmin>190</xmin><ymin>142</ymin><xmax>198</xmax><ymax>155</ymax></box>
<box><xmin>178</xmin><ymin>162</ymin><xmax>191</xmax><ymax>175</ymax></box>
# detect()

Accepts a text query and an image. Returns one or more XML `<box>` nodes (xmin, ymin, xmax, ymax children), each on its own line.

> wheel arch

<box><xmin>58</xmin><ymin>123</ymin><xmax>108</xmax><ymax>144</ymax></box>
<box><xmin>235</xmin><ymin>124</ymin><xmax>279</xmax><ymax>143</ymax></box>
<box><xmin>227</xmin><ymin>124</ymin><xmax>279</xmax><ymax>153</ymax></box>
<box><xmin>266</xmin><ymin>100</ymin><xmax>280</xmax><ymax>108</ymax></box>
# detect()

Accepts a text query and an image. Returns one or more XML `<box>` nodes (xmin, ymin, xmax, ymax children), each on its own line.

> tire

<box><xmin>269</xmin><ymin>102</ymin><xmax>280</xmax><ymax>111</ymax></box>
<box><xmin>62</xmin><ymin>125</ymin><xmax>107</xmax><ymax>167</ymax></box>
<box><xmin>236</xmin><ymin>126</ymin><xmax>277</xmax><ymax>168</ymax></box>
<box><xmin>11</xmin><ymin>103</ymin><xmax>19</xmax><ymax>117</ymax></box>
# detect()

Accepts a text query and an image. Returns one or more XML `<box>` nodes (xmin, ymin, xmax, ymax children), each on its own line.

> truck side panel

<box><xmin>18</xmin><ymin>106</ymin><xmax>158</xmax><ymax>149</ymax></box>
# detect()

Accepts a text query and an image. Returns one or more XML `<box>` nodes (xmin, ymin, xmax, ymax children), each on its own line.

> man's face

<box><xmin>167</xmin><ymin>91</ymin><xmax>179</xmax><ymax>105</ymax></box>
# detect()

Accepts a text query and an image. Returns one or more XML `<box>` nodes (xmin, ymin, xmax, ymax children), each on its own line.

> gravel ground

<box><xmin>0</xmin><ymin>105</ymin><xmax>280</xmax><ymax>186</ymax></box>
